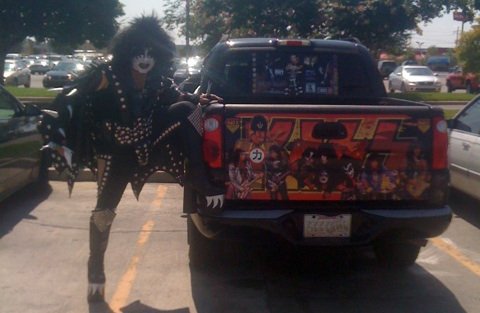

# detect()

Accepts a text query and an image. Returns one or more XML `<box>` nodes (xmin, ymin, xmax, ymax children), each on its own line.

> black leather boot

<box><xmin>87</xmin><ymin>209</ymin><xmax>115</xmax><ymax>302</ymax></box>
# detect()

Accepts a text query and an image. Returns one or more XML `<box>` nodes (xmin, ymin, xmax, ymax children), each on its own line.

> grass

<box><xmin>2</xmin><ymin>87</ymin><xmax>463</xmax><ymax>120</ymax></box>
<box><xmin>6</xmin><ymin>86</ymin><xmax>474</xmax><ymax>102</ymax></box>
<box><xmin>5</xmin><ymin>86</ymin><xmax>57</xmax><ymax>98</ymax></box>
<box><xmin>388</xmin><ymin>92</ymin><xmax>474</xmax><ymax>102</ymax></box>
<box><xmin>444</xmin><ymin>109</ymin><xmax>459</xmax><ymax>120</ymax></box>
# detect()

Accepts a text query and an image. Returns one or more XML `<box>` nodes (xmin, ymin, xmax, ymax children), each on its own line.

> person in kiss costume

<box><xmin>37</xmin><ymin>15</ymin><xmax>224</xmax><ymax>302</ymax></box>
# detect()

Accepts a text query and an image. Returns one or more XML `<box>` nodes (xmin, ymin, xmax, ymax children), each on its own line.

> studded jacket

<box><xmin>38</xmin><ymin>63</ymin><xmax>199</xmax><ymax>197</ymax></box>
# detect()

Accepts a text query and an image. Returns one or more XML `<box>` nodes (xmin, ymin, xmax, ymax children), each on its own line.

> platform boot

<box><xmin>87</xmin><ymin>209</ymin><xmax>116</xmax><ymax>302</ymax></box>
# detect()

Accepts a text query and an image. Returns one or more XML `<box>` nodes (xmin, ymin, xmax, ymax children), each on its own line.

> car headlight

<box><xmin>407</xmin><ymin>81</ymin><xmax>416</xmax><ymax>86</ymax></box>
<box><xmin>67</xmin><ymin>74</ymin><xmax>73</xmax><ymax>80</ymax></box>
<box><xmin>46</xmin><ymin>75</ymin><xmax>51</xmax><ymax>80</ymax></box>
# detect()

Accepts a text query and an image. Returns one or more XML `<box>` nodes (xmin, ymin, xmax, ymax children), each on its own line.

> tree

<box><xmin>456</xmin><ymin>21</ymin><xmax>480</xmax><ymax>73</ymax></box>
<box><xmin>0</xmin><ymin>0</ymin><xmax>124</xmax><ymax>83</ymax></box>
<box><xmin>162</xmin><ymin>0</ymin><xmax>475</xmax><ymax>55</ymax></box>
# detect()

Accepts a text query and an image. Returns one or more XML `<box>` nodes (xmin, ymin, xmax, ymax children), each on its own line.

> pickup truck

<box><xmin>184</xmin><ymin>38</ymin><xmax>452</xmax><ymax>268</ymax></box>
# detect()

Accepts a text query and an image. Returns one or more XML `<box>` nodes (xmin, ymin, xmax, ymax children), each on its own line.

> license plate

<box><xmin>303</xmin><ymin>214</ymin><xmax>351</xmax><ymax>238</ymax></box>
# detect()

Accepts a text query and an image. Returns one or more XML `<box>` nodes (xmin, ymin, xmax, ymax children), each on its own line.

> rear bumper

<box><xmin>191</xmin><ymin>206</ymin><xmax>452</xmax><ymax>246</ymax></box>
<box><xmin>407</xmin><ymin>85</ymin><xmax>441</xmax><ymax>92</ymax></box>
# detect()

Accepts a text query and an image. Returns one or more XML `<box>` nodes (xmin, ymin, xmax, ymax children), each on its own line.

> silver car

<box><xmin>4</xmin><ymin>60</ymin><xmax>31</xmax><ymax>87</ymax></box>
<box><xmin>388</xmin><ymin>65</ymin><xmax>441</xmax><ymax>92</ymax></box>
<box><xmin>448</xmin><ymin>96</ymin><xmax>480</xmax><ymax>200</ymax></box>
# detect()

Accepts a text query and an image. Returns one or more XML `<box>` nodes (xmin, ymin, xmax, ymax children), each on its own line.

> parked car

<box><xmin>3</xmin><ymin>59</ymin><xmax>31</xmax><ymax>87</ymax></box>
<box><xmin>426</xmin><ymin>56</ymin><xmax>451</xmax><ymax>72</ymax></box>
<box><xmin>377</xmin><ymin>60</ymin><xmax>397</xmax><ymax>79</ymax></box>
<box><xmin>388</xmin><ymin>65</ymin><xmax>441</xmax><ymax>92</ymax></box>
<box><xmin>29</xmin><ymin>59</ymin><xmax>52</xmax><ymax>75</ymax></box>
<box><xmin>448</xmin><ymin>95</ymin><xmax>480</xmax><ymax>200</ymax></box>
<box><xmin>47</xmin><ymin>54</ymin><xmax>66</xmax><ymax>67</ymax></box>
<box><xmin>43</xmin><ymin>60</ymin><xmax>87</xmax><ymax>88</ymax></box>
<box><xmin>446</xmin><ymin>67</ymin><xmax>479</xmax><ymax>93</ymax></box>
<box><xmin>5</xmin><ymin>53</ymin><xmax>21</xmax><ymax>60</ymax></box>
<box><xmin>0</xmin><ymin>85</ymin><xmax>47</xmax><ymax>202</ymax></box>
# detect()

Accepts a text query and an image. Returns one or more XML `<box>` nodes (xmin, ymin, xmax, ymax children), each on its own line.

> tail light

<box><xmin>432</xmin><ymin>116</ymin><xmax>448</xmax><ymax>170</ymax></box>
<box><xmin>203</xmin><ymin>114</ymin><xmax>223</xmax><ymax>168</ymax></box>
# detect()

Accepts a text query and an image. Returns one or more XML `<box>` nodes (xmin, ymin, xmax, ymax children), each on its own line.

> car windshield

<box><xmin>405</xmin><ymin>67</ymin><xmax>433</xmax><ymax>76</ymax></box>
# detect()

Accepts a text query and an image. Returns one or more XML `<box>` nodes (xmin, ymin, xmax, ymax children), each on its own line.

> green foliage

<box><xmin>162</xmin><ymin>0</ymin><xmax>472</xmax><ymax>53</ymax></box>
<box><xmin>389</xmin><ymin>92</ymin><xmax>474</xmax><ymax>102</ymax></box>
<box><xmin>0</xmin><ymin>0</ymin><xmax>124</xmax><ymax>50</ymax></box>
<box><xmin>0</xmin><ymin>0</ymin><xmax>124</xmax><ymax>84</ymax></box>
<box><xmin>456</xmin><ymin>20</ymin><xmax>480</xmax><ymax>73</ymax></box>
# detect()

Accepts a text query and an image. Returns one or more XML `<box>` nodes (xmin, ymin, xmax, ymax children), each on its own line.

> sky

<box><xmin>119</xmin><ymin>0</ymin><xmax>474</xmax><ymax>48</ymax></box>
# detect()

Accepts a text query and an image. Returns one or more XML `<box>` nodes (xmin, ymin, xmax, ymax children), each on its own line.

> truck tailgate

<box><xmin>217</xmin><ymin>103</ymin><xmax>446</xmax><ymax>202</ymax></box>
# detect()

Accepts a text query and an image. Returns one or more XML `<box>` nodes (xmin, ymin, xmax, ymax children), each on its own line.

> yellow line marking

<box><xmin>431</xmin><ymin>237</ymin><xmax>480</xmax><ymax>277</ymax></box>
<box><xmin>109</xmin><ymin>185</ymin><xmax>167</xmax><ymax>312</ymax></box>
<box><xmin>152</xmin><ymin>185</ymin><xmax>167</xmax><ymax>207</ymax></box>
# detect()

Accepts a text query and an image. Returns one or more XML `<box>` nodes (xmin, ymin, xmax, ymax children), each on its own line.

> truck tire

<box><xmin>36</xmin><ymin>150</ymin><xmax>50</xmax><ymax>188</ymax></box>
<box><xmin>24</xmin><ymin>76</ymin><xmax>31</xmax><ymax>88</ymax></box>
<box><xmin>466</xmin><ymin>81</ymin><xmax>473</xmax><ymax>94</ymax></box>
<box><xmin>388</xmin><ymin>81</ymin><xmax>395</xmax><ymax>93</ymax></box>
<box><xmin>187</xmin><ymin>215</ymin><xmax>221</xmax><ymax>268</ymax></box>
<box><xmin>446</xmin><ymin>81</ymin><xmax>453</xmax><ymax>93</ymax></box>
<box><xmin>374</xmin><ymin>239</ymin><xmax>421</xmax><ymax>268</ymax></box>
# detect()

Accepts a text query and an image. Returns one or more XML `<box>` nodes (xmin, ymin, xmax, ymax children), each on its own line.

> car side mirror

<box><xmin>434</xmin><ymin>73</ymin><xmax>439</xmax><ymax>76</ymax></box>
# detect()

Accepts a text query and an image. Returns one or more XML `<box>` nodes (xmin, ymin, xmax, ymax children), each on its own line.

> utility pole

<box><xmin>185</xmin><ymin>0</ymin><xmax>190</xmax><ymax>66</ymax></box>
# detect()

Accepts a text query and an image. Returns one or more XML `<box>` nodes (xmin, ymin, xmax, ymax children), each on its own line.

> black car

<box><xmin>29</xmin><ymin>59</ymin><xmax>52</xmax><ymax>75</ymax></box>
<box><xmin>0</xmin><ymin>85</ymin><xmax>47</xmax><ymax>202</ymax></box>
<box><xmin>43</xmin><ymin>60</ymin><xmax>87</xmax><ymax>88</ymax></box>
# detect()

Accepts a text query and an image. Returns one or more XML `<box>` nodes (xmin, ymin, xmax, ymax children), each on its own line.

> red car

<box><xmin>446</xmin><ymin>68</ymin><xmax>480</xmax><ymax>93</ymax></box>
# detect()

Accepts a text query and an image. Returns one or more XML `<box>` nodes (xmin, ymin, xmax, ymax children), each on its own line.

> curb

<box><xmin>424</xmin><ymin>101</ymin><xmax>467</xmax><ymax>106</ymax></box>
<box><xmin>48</xmin><ymin>168</ymin><xmax>177</xmax><ymax>183</ymax></box>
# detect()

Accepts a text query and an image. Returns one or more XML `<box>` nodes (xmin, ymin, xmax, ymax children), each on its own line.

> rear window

<box><xmin>209</xmin><ymin>50</ymin><xmax>373</xmax><ymax>100</ymax></box>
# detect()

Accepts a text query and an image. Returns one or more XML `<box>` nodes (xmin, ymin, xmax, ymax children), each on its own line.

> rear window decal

<box><xmin>224</xmin><ymin>113</ymin><xmax>434</xmax><ymax>201</ymax></box>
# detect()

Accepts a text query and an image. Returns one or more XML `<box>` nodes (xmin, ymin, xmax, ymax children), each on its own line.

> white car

<box><xmin>4</xmin><ymin>59</ymin><xmax>31</xmax><ymax>87</ymax></box>
<box><xmin>388</xmin><ymin>65</ymin><xmax>441</xmax><ymax>92</ymax></box>
<box><xmin>448</xmin><ymin>96</ymin><xmax>480</xmax><ymax>200</ymax></box>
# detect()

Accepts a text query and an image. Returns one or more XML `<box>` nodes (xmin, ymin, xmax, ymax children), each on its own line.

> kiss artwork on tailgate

<box><xmin>224</xmin><ymin>112</ymin><xmax>433</xmax><ymax>201</ymax></box>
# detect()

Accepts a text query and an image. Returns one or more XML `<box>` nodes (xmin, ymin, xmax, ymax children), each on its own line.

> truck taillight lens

<box><xmin>203</xmin><ymin>115</ymin><xmax>223</xmax><ymax>168</ymax></box>
<box><xmin>432</xmin><ymin>117</ymin><xmax>448</xmax><ymax>170</ymax></box>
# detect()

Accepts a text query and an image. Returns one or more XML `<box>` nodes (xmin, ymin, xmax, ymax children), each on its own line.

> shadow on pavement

<box><xmin>88</xmin><ymin>300</ymin><xmax>189</xmax><ymax>313</ymax></box>
<box><xmin>449</xmin><ymin>188</ymin><xmax>480</xmax><ymax>229</ymax></box>
<box><xmin>0</xmin><ymin>181</ymin><xmax>52</xmax><ymax>238</ymax></box>
<box><xmin>190</xmin><ymin>243</ymin><xmax>467</xmax><ymax>313</ymax></box>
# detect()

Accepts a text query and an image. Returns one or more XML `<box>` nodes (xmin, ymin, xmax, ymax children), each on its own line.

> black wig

<box><xmin>109</xmin><ymin>15</ymin><xmax>176</xmax><ymax>80</ymax></box>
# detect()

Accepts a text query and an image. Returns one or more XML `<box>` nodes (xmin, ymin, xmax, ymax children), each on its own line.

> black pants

<box><xmin>88</xmin><ymin>154</ymin><xmax>136</xmax><ymax>285</ymax></box>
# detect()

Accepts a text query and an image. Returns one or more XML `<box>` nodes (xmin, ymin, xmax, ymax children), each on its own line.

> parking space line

<box><xmin>431</xmin><ymin>237</ymin><xmax>480</xmax><ymax>277</ymax></box>
<box><xmin>109</xmin><ymin>185</ymin><xmax>167</xmax><ymax>312</ymax></box>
